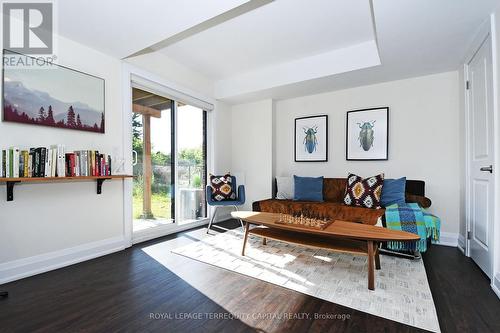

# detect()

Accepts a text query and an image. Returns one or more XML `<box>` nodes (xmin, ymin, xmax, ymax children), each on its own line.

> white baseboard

<box><xmin>457</xmin><ymin>234</ymin><xmax>466</xmax><ymax>253</ymax></box>
<box><xmin>132</xmin><ymin>219</ymin><xmax>209</xmax><ymax>244</ymax></box>
<box><xmin>432</xmin><ymin>232</ymin><xmax>458</xmax><ymax>247</ymax></box>
<box><xmin>0</xmin><ymin>236</ymin><xmax>126</xmax><ymax>284</ymax></box>
<box><xmin>492</xmin><ymin>274</ymin><xmax>500</xmax><ymax>300</ymax></box>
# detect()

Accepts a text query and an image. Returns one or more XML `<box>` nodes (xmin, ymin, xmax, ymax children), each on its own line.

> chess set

<box><xmin>275</xmin><ymin>213</ymin><xmax>333</xmax><ymax>230</ymax></box>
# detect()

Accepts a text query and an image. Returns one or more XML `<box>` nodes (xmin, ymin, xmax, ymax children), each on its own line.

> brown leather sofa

<box><xmin>252</xmin><ymin>178</ymin><xmax>431</xmax><ymax>225</ymax></box>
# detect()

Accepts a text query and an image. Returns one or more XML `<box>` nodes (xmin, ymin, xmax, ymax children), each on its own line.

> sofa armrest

<box><xmin>406</xmin><ymin>194</ymin><xmax>432</xmax><ymax>208</ymax></box>
<box><xmin>252</xmin><ymin>200</ymin><xmax>264</xmax><ymax>211</ymax></box>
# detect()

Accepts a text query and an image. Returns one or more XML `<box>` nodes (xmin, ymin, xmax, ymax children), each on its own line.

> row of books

<box><xmin>0</xmin><ymin>145</ymin><xmax>113</xmax><ymax>178</ymax></box>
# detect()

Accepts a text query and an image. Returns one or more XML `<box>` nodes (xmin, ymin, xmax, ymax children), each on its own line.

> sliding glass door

<box><xmin>131</xmin><ymin>87</ymin><xmax>207</xmax><ymax>235</ymax></box>
<box><xmin>176</xmin><ymin>103</ymin><xmax>207</xmax><ymax>225</ymax></box>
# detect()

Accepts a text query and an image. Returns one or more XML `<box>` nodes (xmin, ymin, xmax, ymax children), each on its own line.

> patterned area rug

<box><xmin>172</xmin><ymin>230</ymin><xmax>441</xmax><ymax>332</ymax></box>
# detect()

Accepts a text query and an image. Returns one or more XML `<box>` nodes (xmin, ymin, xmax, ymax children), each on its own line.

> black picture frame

<box><xmin>294</xmin><ymin>114</ymin><xmax>328</xmax><ymax>162</ymax></box>
<box><xmin>2</xmin><ymin>49</ymin><xmax>106</xmax><ymax>133</ymax></box>
<box><xmin>346</xmin><ymin>107</ymin><xmax>389</xmax><ymax>161</ymax></box>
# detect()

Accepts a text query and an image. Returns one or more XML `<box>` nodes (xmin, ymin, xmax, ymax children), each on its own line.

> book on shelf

<box><xmin>0</xmin><ymin>150</ymin><xmax>4</xmax><ymax>177</ymax></box>
<box><xmin>0</xmin><ymin>145</ymin><xmax>114</xmax><ymax>178</ymax></box>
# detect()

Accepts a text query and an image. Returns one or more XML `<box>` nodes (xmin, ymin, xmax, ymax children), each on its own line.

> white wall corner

<box><xmin>458</xmin><ymin>233</ymin><xmax>466</xmax><ymax>253</ymax></box>
<box><xmin>432</xmin><ymin>232</ymin><xmax>458</xmax><ymax>247</ymax></box>
<box><xmin>0</xmin><ymin>236</ymin><xmax>126</xmax><ymax>284</ymax></box>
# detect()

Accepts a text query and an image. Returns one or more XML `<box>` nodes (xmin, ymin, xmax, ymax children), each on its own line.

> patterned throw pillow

<box><xmin>343</xmin><ymin>173</ymin><xmax>384</xmax><ymax>209</ymax></box>
<box><xmin>210</xmin><ymin>174</ymin><xmax>237</xmax><ymax>201</ymax></box>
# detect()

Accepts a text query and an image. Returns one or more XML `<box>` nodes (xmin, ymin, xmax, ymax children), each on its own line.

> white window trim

<box><xmin>121</xmin><ymin>62</ymin><xmax>215</xmax><ymax>246</ymax></box>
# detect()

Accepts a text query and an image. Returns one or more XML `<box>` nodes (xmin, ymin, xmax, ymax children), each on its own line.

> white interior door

<box><xmin>467</xmin><ymin>36</ymin><xmax>494</xmax><ymax>278</ymax></box>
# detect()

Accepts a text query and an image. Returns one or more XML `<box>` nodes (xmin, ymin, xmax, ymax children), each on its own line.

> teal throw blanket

<box><xmin>384</xmin><ymin>203</ymin><xmax>440</xmax><ymax>252</ymax></box>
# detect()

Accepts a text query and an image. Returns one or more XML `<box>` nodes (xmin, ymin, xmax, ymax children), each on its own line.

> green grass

<box><xmin>133</xmin><ymin>193</ymin><xmax>171</xmax><ymax>219</ymax></box>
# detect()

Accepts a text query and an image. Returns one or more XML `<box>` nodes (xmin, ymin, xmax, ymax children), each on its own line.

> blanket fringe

<box><xmin>388</xmin><ymin>226</ymin><xmax>440</xmax><ymax>252</ymax></box>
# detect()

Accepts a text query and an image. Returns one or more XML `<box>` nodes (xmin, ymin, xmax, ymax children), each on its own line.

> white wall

<box><xmin>0</xmin><ymin>36</ymin><xmax>225</xmax><ymax>283</ymax></box>
<box><xmin>125</xmin><ymin>52</ymin><xmax>214</xmax><ymax>98</ymax></box>
<box><xmin>231</xmin><ymin>99</ymin><xmax>274</xmax><ymax>210</ymax></box>
<box><xmin>0</xmin><ymin>35</ymin><xmax>126</xmax><ymax>281</ymax></box>
<box><xmin>274</xmin><ymin>72</ymin><xmax>460</xmax><ymax>236</ymax></box>
<box><xmin>212</xmin><ymin>101</ymin><xmax>233</xmax><ymax>174</ymax></box>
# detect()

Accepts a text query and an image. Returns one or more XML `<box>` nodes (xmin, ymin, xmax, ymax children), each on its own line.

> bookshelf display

<box><xmin>0</xmin><ymin>175</ymin><xmax>133</xmax><ymax>201</ymax></box>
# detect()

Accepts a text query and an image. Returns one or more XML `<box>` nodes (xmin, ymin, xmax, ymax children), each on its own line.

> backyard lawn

<box><xmin>133</xmin><ymin>193</ymin><xmax>171</xmax><ymax>219</ymax></box>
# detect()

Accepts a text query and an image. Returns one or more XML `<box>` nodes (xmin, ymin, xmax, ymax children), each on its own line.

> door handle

<box><xmin>480</xmin><ymin>165</ymin><xmax>493</xmax><ymax>173</ymax></box>
<box><xmin>132</xmin><ymin>150</ymin><xmax>138</xmax><ymax>166</ymax></box>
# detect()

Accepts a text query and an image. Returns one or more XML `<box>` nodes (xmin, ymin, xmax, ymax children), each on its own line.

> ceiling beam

<box><xmin>214</xmin><ymin>41</ymin><xmax>381</xmax><ymax>100</ymax></box>
<box><xmin>124</xmin><ymin>0</ymin><xmax>274</xmax><ymax>59</ymax></box>
<box><xmin>133</xmin><ymin>104</ymin><xmax>162</xmax><ymax>118</ymax></box>
<box><xmin>134</xmin><ymin>95</ymin><xmax>171</xmax><ymax>108</ymax></box>
<box><xmin>132</xmin><ymin>93</ymin><xmax>155</xmax><ymax>102</ymax></box>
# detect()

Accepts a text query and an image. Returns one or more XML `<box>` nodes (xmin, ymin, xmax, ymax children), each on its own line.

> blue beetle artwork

<box><xmin>357</xmin><ymin>120</ymin><xmax>376</xmax><ymax>151</ymax></box>
<box><xmin>303</xmin><ymin>126</ymin><xmax>318</xmax><ymax>153</ymax></box>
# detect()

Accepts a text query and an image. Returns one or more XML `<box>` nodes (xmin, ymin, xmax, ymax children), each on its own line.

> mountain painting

<box><xmin>2</xmin><ymin>52</ymin><xmax>105</xmax><ymax>133</ymax></box>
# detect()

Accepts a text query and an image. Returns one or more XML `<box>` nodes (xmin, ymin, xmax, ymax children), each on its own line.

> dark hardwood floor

<box><xmin>1</xmin><ymin>220</ymin><xmax>499</xmax><ymax>333</ymax></box>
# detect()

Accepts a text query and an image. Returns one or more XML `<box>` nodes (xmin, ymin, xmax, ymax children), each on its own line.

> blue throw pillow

<box><xmin>381</xmin><ymin>177</ymin><xmax>406</xmax><ymax>207</ymax></box>
<box><xmin>293</xmin><ymin>175</ymin><xmax>324</xmax><ymax>202</ymax></box>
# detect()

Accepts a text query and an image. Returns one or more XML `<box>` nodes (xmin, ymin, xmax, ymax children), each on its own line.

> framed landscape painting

<box><xmin>295</xmin><ymin>115</ymin><xmax>328</xmax><ymax>162</ymax></box>
<box><xmin>2</xmin><ymin>50</ymin><xmax>105</xmax><ymax>133</ymax></box>
<box><xmin>346</xmin><ymin>107</ymin><xmax>389</xmax><ymax>160</ymax></box>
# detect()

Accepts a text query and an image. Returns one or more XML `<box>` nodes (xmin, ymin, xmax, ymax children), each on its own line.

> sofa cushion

<box><xmin>293</xmin><ymin>175</ymin><xmax>324</xmax><ymax>202</ymax></box>
<box><xmin>276</xmin><ymin>176</ymin><xmax>294</xmax><ymax>200</ymax></box>
<box><xmin>381</xmin><ymin>177</ymin><xmax>406</xmax><ymax>207</ymax></box>
<box><xmin>209</xmin><ymin>174</ymin><xmax>236</xmax><ymax>201</ymax></box>
<box><xmin>343</xmin><ymin>173</ymin><xmax>384</xmax><ymax>209</ymax></box>
<box><xmin>254</xmin><ymin>199</ymin><xmax>384</xmax><ymax>225</ymax></box>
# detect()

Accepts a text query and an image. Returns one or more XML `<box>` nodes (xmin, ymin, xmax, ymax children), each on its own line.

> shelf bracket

<box><xmin>96</xmin><ymin>178</ymin><xmax>111</xmax><ymax>194</ymax></box>
<box><xmin>96</xmin><ymin>179</ymin><xmax>105</xmax><ymax>194</ymax></box>
<box><xmin>6</xmin><ymin>181</ymin><xmax>20</xmax><ymax>202</ymax></box>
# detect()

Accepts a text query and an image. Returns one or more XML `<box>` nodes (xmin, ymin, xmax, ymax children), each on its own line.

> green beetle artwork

<box><xmin>357</xmin><ymin>120</ymin><xmax>376</xmax><ymax>151</ymax></box>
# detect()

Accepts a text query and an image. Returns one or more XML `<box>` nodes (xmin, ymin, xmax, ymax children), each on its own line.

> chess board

<box><xmin>275</xmin><ymin>214</ymin><xmax>333</xmax><ymax>230</ymax></box>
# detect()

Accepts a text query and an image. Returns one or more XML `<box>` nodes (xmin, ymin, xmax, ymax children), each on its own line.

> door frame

<box><xmin>121</xmin><ymin>63</ymin><xmax>215</xmax><ymax>246</ymax></box>
<box><xmin>464</xmin><ymin>21</ymin><xmax>497</xmax><ymax>270</ymax></box>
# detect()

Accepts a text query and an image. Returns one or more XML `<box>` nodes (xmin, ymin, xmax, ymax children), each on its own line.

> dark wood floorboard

<box><xmin>422</xmin><ymin>245</ymin><xmax>500</xmax><ymax>332</ymax></box>
<box><xmin>1</xmin><ymin>220</ymin><xmax>499</xmax><ymax>333</ymax></box>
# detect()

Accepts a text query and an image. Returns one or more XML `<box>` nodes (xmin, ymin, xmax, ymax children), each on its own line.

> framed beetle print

<box><xmin>295</xmin><ymin>115</ymin><xmax>328</xmax><ymax>162</ymax></box>
<box><xmin>346</xmin><ymin>107</ymin><xmax>389</xmax><ymax>160</ymax></box>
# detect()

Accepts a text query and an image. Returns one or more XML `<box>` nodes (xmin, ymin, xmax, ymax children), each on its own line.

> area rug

<box><xmin>172</xmin><ymin>230</ymin><xmax>440</xmax><ymax>332</ymax></box>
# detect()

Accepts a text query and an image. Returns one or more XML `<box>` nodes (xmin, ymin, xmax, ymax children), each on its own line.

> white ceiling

<box><xmin>57</xmin><ymin>0</ymin><xmax>251</xmax><ymax>59</ymax></box>
<box><xmin>56</xmin><ymin>0</ymin><xmax>500</xmax><ymax>103</ymax></box>
<box><xmin>160</xmin><ymin>0</ymin><xmax>375</xmax><ymax>79</ymax></box>
<box><xmin>217</xmin><ymin>0</ymin><xmax>500</xmax><ymax>103</ymax></box>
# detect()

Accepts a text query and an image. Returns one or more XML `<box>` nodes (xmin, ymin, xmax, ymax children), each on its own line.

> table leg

<box><xmin>375</xmin><ymin>244</ymin><xmax>381</xmax><ymax>270</ymax></box>
<box><xmin>367</xmin><ymin>240</ymin><xmax>375</xmax><ymax>290</ymax></box>
<box><xmin>241</xmin><ymin>221</ymin><xmax>250</xmax><ymax>256</ymax></box>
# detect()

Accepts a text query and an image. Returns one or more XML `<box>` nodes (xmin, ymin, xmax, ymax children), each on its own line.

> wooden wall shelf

<box><xmin>0</xmin><ymin>175</ymin><xmax>133</xmax><ymax>201</ymax></box>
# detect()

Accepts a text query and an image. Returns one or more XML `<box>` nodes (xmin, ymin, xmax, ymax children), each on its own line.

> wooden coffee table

<box><xmin>231</xmin><ymin>211</ymin><xmax>419</xmax><ymax>290</ymax></box>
